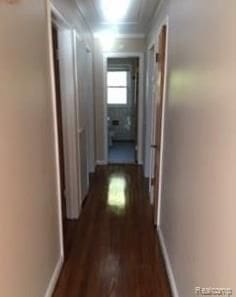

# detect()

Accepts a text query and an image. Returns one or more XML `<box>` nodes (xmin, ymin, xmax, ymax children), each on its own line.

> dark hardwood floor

<box><xmin>53</xmin><ymin>165</ymin><xmax>171</xmax><ymax>297</ymax></box>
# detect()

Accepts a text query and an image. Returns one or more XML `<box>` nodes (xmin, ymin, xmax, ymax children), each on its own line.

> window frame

<box><xmin>107</xmin><ymin>69</ymin><xmax>131</xmax><ymax>107</ymax></box>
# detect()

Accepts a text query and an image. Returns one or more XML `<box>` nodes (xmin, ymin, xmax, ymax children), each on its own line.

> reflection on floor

<box><xmin>53</xmin><ymin>165</ymin><xmax>171</xmax><ymax>297</ymax></box>
<box><xmin>108</xmin><ymin>141</ymin><xmax>136</xmax><ymax>163</ymax></box>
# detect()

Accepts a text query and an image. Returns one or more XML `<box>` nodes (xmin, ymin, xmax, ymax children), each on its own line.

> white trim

<box><xmin>157</xmin><ymin>17</ymin><xmax>169</xmax><ymax>226</ymax></box>
<box><xmin>94</xmin><ymin>33</ymin><xmax>145</xmax><ymax>39</ymax></box>
<box><xmin>87</xmin><ymin>50</ymin><xmax>96</xmax><ymax>173</ymax></box>
<box><xmin>72</xmin><ymin>30</ymin><xmax>83</xmax><ymax>212</ymax></box>
<box><xmin>102</xmin><ymin>54</ymin><xmax>108</xmax><ymax>164</ymax></box>
<box><xmin>44</xmin><ymin>256</ymin><xmax>64</xmax><ymax>297</ymax></box>
<box><xmin>157</xmin><ymin>227</ymin><xmax>180</xmax><ymax>297</ymax></box>
<box><xmin>116</xmin><ymin>33</ymin><xmax>145</xmax><ymax>39</ymax></box>
<box><xmin>144</xmin><ymin>45</ymin><xmax>155</xmax><ymax>180</ymax></box>
<box><xmin>148</xmin><ymin>41</ymin><xmax>155</xmax><ymax>51</ymax></box>
<box><xmin>103</xmin><ymin>52</ymin><xmax>145</xmax><ymax>165</ymax></box>
<box><xmin>146</xmin><ymin>18</ymin><xmax>169</xmax><ymax>209</ymax></box>
<box><xmin>147</xmin><ymin>0</ymin><xmax>164</xmax><ymax>44</ymax></box>
<box><xmin>50</xmin><ymin>2</ymin><xmax>71</xmax><ymax>29</ymax></box>
<box><xmin>74</xmin><ymin>0</ymin><xmax>94</xmax><ymax>35</ymax></box>
<box><xmin>46</xmin><ymin>0</ymin><xmax>64</xmax><ymax>263</ymax></box>
<box><xmin>45</xmin><ymin>2</ymin><xmax>64</xmax><ymax>296</ymax></box>
<box><xmin>58</xmin><ymin>30</ymin><xmax>78</xmax><ymax>219</ymax></box>
<box><xmin>96</xmin><ymin>160</ymin><xmax>107</xmax><ymax>166</ymax></box>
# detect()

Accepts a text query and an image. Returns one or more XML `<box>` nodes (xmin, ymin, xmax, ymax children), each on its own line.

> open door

<box><xmin>74</xmin><ymin>34</ymin><xmax>90</xmax><ymax>203</ymax></box>
<box><xmin>153</xmin><ymin>25</ymin><xmax>167</xmax><ymax>226</ymax></box>
<box><xmin>51</xmin><ymin>24</ymin><xmax>67</xmax><ymax>221</ymax></box>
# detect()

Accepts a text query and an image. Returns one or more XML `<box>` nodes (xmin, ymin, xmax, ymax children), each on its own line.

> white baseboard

<box><xmin>157</xmin><ymin>227</ymin><xmax>180</xmax><ymax>297</ymax></box>
<box><xmin>96</xmin><ymin>160</ymin><xmax>107</xmax><ymax>166</ymax></box>
<box><xmin>44</xmin><ymin>255</ymin><xmax>64</xmax><ymax>297</ymax></box>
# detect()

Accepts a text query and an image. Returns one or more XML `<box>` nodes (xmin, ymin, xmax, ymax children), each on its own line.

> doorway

<box><xmin>50</xmin><ymin>8</ymin><xmax>84</xmax><ymax>260</ymax></box>
<box><xmin>106</xmin><ymin>57</ymin><xmax>139</xmax><ymax>164</ymax></box>
<box><xmin>152</xmin><ymin>25</ymin><xmax>168</xmax><ymax>226</ymax></box>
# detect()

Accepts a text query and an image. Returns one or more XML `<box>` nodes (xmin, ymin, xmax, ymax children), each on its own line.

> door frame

<box><xmin>47</xmin><ymin>1</ymin><xmax>65</xmax><ymax>263</ymax></box>
<box><xmin>144</xmin><ymin>44</ymin><xmax>155</xmax><ymax>187</ymax></box>
<box><xmin>151</xmin><ymin>18</ymin><xmax>169</xmax><ymax>226</ymax></box>
<box><xmin>51</xmin><ymin>23</ymin><xmax>67</xmax><ymax>221</ymax></box>
<box><xmin>48</xmin><ymin>3</ymin><xmax>82</xmax><ymax>221</ymax></box>
<box><xmin>103</xmin><ymin>52</ymin><xmax>145</xmax><ymax>165</ymax></box>
<box><xmin>86</xmin><ymin>49</ymin><xmax>96</xmax><ymax>174</ymax></box>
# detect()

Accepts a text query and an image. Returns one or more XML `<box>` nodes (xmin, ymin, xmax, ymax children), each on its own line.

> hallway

<box><xmin>53</xmin><ymin>165</ymin><xmax>171</xmax><ymax>297</ymax></box>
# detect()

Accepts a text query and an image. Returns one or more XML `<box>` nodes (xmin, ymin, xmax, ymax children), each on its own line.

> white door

<box><xmin>58</xmin><ymin>30</ymin><xmax>81</xmax><ymax>218</ymax></box>
<box><xmin>147</xmin><ymin>47</ymin><xmax>158</xmax><ymax>204</ymax></box>
<box><xmin>86</xmin><ymin>51</ymin><xmax>96</xmax><ymax>173</ymax></box>
<box><xmin>74</xmin><ymin>34</ymin><xmax>89</xmax><ymax>203</ymax></box>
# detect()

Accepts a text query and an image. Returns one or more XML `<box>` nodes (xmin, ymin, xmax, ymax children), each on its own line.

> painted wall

<box><xmin>0</xmin><ymin>0</ymin><xmax>95</xmax><ymax>296</ymax></box>
<box><xmin>148</xmin><ymin>0</ymin><xmax>236</xmax><ymax>296</ymax></box>
<box><xmin>94</xmin><ymin>38</ymin><xmax>146</xmax><ymax>162</ymax></box>
<box><xmin>0</xmin><ymin>1</ymin><xmax>61</xmax><ymax>296</ymax></box>
<box><xmin>52</xmin><ymin>0</ymin><xmax>93</xmax><ymax>49</ymax></box>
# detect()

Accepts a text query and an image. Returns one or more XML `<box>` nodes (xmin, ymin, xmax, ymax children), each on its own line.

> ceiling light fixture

<box><xmin>101</xmin><ymin>0</ymin><xmax>131</xmax><ymax>23</ymax></box>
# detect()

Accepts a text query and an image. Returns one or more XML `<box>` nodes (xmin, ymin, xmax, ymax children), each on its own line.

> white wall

<box><xmin>52</xmin><ymin>0</ymin><xmax>93</xmax><ymax>49</ymax></box>
<box><xmin>0</xmin><ymin>0</ymin><xmax>95</xmax><ymax>296</ymax></box>
<box><xmin>148</xmin><ymin>0</ymin><xmax>236</xmax><ymax>296</ymax></box>
<box><xmin>0</xmin><ymin>1</ymin><xmax>61</xmax><ymax>296</ymax></box>
<box><xmin>94</xmin><ymin>37</ymin><xmax>146</xmax><ymax>162</ymax></box>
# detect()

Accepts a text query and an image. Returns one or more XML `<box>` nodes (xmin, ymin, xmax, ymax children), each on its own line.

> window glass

<box><xmin>107</xmin><ymin>71</ymin><xmax>128</xmax><ymax>105</ymax></box>
<box><xmin>108</xmin><ymin>71</ymin><xmax>128</xmax><ymax>87</ymax></box>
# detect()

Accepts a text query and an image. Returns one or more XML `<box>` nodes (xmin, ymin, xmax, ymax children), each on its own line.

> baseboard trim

<box><xmin>44</xmin><ymin>255</ymin><xmax>64</xmax><ymax>297</ymax></box>
<box><xmin>157</xmin><ymin>227</ymin><xmax>180</xmax><ymax>297</ymax></box>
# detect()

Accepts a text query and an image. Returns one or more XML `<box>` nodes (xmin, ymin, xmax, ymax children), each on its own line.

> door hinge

<box><xmin>156</xmin><ymin>53</ymin><xmax>160</xmax><ymax>63</ymax></box>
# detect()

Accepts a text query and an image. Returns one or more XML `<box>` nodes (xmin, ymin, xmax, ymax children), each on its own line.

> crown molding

<box><xmin>94</xmin><ymin>32</ymin><xmax>145</xmax><ymax>39</ymax></box>
<box><xmin>73</xmin><ymin>0</ymin><xmax>94</xmax><ymax>34</ymax></box>
<box><xmin>146</xmin><ymin>0</ymin><xmax>164</xmax><ymax>34</ymax></box>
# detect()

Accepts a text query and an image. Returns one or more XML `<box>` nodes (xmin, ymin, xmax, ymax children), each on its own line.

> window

<box><xmin>107</xmin><ymin>71</ymin><xmax>128</xmax><ymax>105</ymax></box>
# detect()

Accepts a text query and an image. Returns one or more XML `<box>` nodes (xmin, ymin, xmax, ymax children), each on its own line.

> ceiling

<box><xmin>75</xmin><ymin>0</ymin><xmax>161</xmax><ymax>36</ymax></box>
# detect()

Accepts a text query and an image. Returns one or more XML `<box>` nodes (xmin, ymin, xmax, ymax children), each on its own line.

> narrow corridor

<box><xmin>53</xmin><ymin>165</ymin><xmax>171</xmax><ymax>297</ymax></box>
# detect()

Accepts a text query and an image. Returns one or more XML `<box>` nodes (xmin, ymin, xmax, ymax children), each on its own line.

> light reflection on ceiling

<box><xmin>101</xmin><ymin>0</ymin><xmax>131</xmax><ymax>23</ymax></box>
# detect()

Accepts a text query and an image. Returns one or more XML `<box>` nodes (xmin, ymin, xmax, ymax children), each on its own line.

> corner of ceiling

<box><xmin>145</xmin><ymin>0</ymin><xmax>164</xmax><ymax>36</ymax></box>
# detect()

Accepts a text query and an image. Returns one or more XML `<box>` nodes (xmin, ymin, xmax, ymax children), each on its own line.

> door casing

<box><xmin>152</xmin><ymin>20</ymin><xmax>169</xmax><ymax>226</ymax></box>
<box><xmin>50</xmin><ymin>4</ymin><xmax>82</xmax><ymax>220</ymax></box>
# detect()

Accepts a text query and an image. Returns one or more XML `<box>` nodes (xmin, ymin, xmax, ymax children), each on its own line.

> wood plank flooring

<box><xmin>53</xmin><ymin>165</ymin><xmax>171</xmax><ymax>297</ymax></box>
